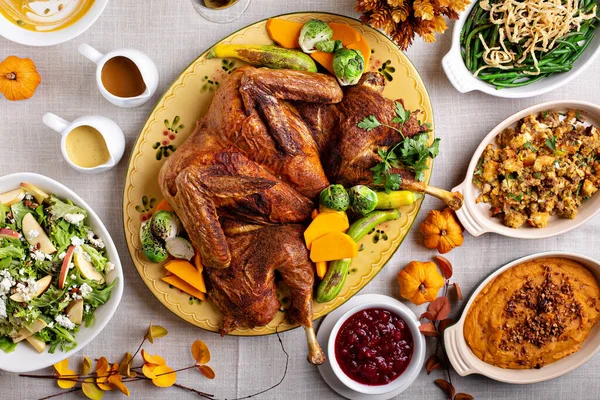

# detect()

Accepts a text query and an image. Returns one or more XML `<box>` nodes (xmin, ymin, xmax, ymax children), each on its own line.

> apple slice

<box><xmin>20</xmin><ymin>182</ymin><xmax>49</xmax><ymax>204</ymax></box>
<box><xmin>0</xmin><ymin>228</ymin><xmax>20</xmax><ymax>240</ymax></box>
<box><xmin>66</xmin><ymin>299</ymin><xmax>83</xmax><ymax>325</ymax></box>
<box><xmin>10</xmin><ymin>319</ymin><xmax>47</xmax><ymax>342</ymax></box>
<box><xmin>25</xmin><ymin>335</ymin><xmax>47</xmax><ymax>353</ymax></box>
<box><xmin>74</xmin><ymin>249</ymin><xmax>105</xmax><ymax>284</ymax></box>
<box><xmin>22</xmin><ymin>213</ymin><xmax>56</xmax><ymax>254</ymax></box>
<box><xmin>58</xmin><ymin>245</ymin><xmax>76</xmax><ymax>289</ymax></box>
<box><xmin>0</xmin><ymin>188</ymin><xmax>25</xmax><ymax>206</ymax></box>
<box><xmin>9</xmin><ymin>275</ymin><xmax>52</xmax><ymax>302</ymax></box>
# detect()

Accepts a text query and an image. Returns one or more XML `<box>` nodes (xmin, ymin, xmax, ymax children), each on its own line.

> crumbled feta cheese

<box><xmin>105</xmin><ymin>262</ymin><xmax>115</xmax><ymax>272</ymax></box>
<box><xmin>27</xmin><ymin>229</ymin><xmax>39</xmax><ymax>240</ymax></box>
<box><xmin>8</xmin><ymin>218</ymin><xmax>15</xmax><ymax>224</ymax></box>
<box><xmin>58</xmin><ymin>252</ymin><xmax>66</xmax><ymax>261</ymax></box>
<box><xmin>0</xmin><ymin>270</ymin><xmax>15</xmax><ymax>297</ymax></box>
<box><xmin>70</xmin><ymin>274</ymin><xmax>76</xmax><ymax>280</ymax></box>
<box><xmin>79</xmin><ymin>283</ymin><xmax>93</xmax><ymax>298</ymax></box>
<box><xmin>68</xmin><ymin>262</ymin><xmax>74</xmax><ymax>270</ymax></box>
<box><xmin>55</xmin><ymin>314</ymin><xmax>76</xmax><ymax>330</ymax></box>
<box><xmin>0</xmin><ymin>299</ymin><xmax>6</xmax><ymax>320</ymax></box>
<box><xmin>86</xmin><ymin>231</ymin><xmax>105</xmax><ymax>249</ymax></box>
<box><xmin>14</xmin><ymin>278</ymin><xmax>38</xmax><ymax>302</ymax></box>
<box><xmin>84</xmin><ymin>304</ymin><xmax>91</xmax><ymax>313</ymax></box>
<box><xmin>18</xmin><ymin>268</ymin><xmax>25</xmax><ymax>276</ymax></box>
<box><xmin>47</xmin><ymin>321</ymin><xmax>54</xmax><ymax>329</ymax></box>
<box><xmin>24</xmin><ymin>193</ymin><xmax>33</xmax><ymax>201</ymax></box>
<box><xmin>64</xmin><ymin>213</ymin><xmax>85</xmax><ymax>225</ymax></box>
<box><xmin>31</xmin><ymin>250</ymin><xmax>47</xmax><ymax>261</ymax></box>
<box><xmin>71</xmin><ymin>236</ymin><xmax>85</xmax><ymax>247</ymax></box>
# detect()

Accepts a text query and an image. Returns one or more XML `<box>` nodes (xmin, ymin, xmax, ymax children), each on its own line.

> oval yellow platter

<box><xmin>123</xmin><ymin>12</ymin><xmax>434</xmax><ymax>336</ymax></box>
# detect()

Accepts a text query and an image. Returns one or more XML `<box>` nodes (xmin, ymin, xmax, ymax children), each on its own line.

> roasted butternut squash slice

<box><xmin>329</xmin><ymin>22</ymin><xmax>361</xmax><ymax>44</ymax></box>
<box><xmin>164</xmin><ymin>260</ymin><xmax>207</xmax><ymax>293</ymax></box>
<box><xmin>310</xmin><ymin>231</ymin><xmax>358</xmax><ymax>262</ymax></box>
<box><xmin>310</xmin><ymin>52</ymin><xmax>335</xmax><ymax>75</ymax></box>
<box><xmin>266</xmin><ymin>18</ymin><xmax>303</xmax><ymax>49</ymax></box>
<box><xmin>162</xmin><ymin>274</ymin><xmax>206</xmax><ymax>301</ymax></box>
<box><xmin>304</xmin><ymin>211</ymin><xmax>349</xmax><ymax>249</ymax></box>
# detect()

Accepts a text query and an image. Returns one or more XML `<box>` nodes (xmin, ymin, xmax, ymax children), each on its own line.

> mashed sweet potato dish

<box><xmin>464</xmin><ymin>257</ymin><xmax>600</xmax><ymax>369</ymax></box>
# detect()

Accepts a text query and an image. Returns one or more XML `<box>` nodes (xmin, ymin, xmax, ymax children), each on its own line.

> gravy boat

<box><xmin>78</xmin><ymin>43</ymin><xmax>159</xmax><ymax>108</ymax></box>
<box><xmin>43</xmin><ymin>112</ymin><xmax>126</xmax><ymax>174</ymax></box>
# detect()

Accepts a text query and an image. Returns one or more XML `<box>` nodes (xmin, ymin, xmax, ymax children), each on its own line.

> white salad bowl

<box><xmin>0</xmin><ymin>0</ymin><xmax>110</xmax><ymax>47</ymax></box>
<box><xmin>442</xmin><ymin>1</ymin><xmax>600</xmax><ymax>98</ymax></box>
<box><xmin>0</xmin><ymin>172</ymin><xmax>123</xmax><ymax>373</ymax></box>
<box><xmin>327</xmin><ymin>297</ymin><xmax>425</xmax><ymax>396</ymax></box>
<box><xmin>453</xmin><ymin>100</ymin><xmax>600</xmax><ymax>239</ymax></box>
<box><xmin>445</xmin><ymin>251</ymin><xmax>600</xmax><ymax>384</ymax></box>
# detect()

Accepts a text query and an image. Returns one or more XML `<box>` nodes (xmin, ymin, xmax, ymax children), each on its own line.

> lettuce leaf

<box><xmin>0</xmin><ymin>245</ymin><xmax>24</xmax><ymax>261</ymax></box>
<box><xmin>10</xmin><ymin>202</ymin><xmax>32</xmax><ymax>229</ymax></box>
<box><xmin>0</xmin><ymin>336</ymin><xmax>17</xmax><ymax>353</ymax></box>
<box><xmin>47</xmin><ymin>196</ymin><xmax>87</xmax><ymax>221</ymax></box>
<box><xmin>82</xmin><ymin>244</ymin><xmax>107</xmax><ymax>272</ymax></box>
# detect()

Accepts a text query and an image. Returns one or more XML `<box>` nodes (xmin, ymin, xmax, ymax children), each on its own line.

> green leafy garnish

<box><xmin>393</xmin><ymin>102</ymin><xmax>411</xmax><ymax>124</ymax></box>
<box><xmin>545</xmin><ymin>135</ymin><xmax>557</xmax><ymax>153</ymax></box>
<box><xmin>357</xmin><ymin>115</ymin><xmax>381</xmax><ymax>131</ymax></box>
<box><xmin>370</xmin><ymin>146</ymin><xmax>401</xmax><ymax>193</ymax></box>
<box><xmin>399</xmin><ymin>133</ymin><xmax>441</xmax><ymax>182</ymax></box>
<box><xmin>523</xmin><ymin>142</ymin><xmax>536</xmax><ymax>152</ymax></box>
<box><xmin>507</xmin><ymin>193</ymin><xmax>523</xmax><ymax>202</ymax></box>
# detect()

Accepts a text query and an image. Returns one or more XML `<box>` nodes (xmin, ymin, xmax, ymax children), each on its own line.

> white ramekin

<box><xmin>327</xmin><ymin>298</ymin><xmax>425</xmax><ymax>395</ymax></box>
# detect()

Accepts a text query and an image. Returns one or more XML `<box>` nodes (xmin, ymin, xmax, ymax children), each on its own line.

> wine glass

<box><xmin>190</xmin><ymin>0</ymin><xmax>252</xmax><ymax>24</ymax></box>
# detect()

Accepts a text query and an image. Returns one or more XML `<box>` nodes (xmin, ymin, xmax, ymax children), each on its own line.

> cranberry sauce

<box><xmin>334</xmin><ymin>308</ymin><xmax>413</xmax><ymax>386</ymax></box>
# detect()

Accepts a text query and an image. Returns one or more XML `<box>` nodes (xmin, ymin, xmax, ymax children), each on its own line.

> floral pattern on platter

<box><xmin>370</xmin><ymin>58</ymin><xmax>395</xmax><ymax>81</ymax></box>
<box><xmin>153</xmin><ymin>116</ymin><xmax>184</xmax><ymax>160</ymax></box>
<box><xmin>200</xmin><ymin>59</ymin><xmax>237</xmax><ymax>93</ymax></box>
<box><xmin>136</xmin><ymin>195</ymin><xmax>157</xmax><ymax>221</ymax></box>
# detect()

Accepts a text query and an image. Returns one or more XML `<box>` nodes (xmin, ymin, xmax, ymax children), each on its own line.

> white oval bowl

<box><xmin>327</xmin><ymin>297</ymin><xmax>425</xmax><ymax>395</ymax></box>
<box><xmin>0</xmin><ymin>172</ymin><xmax>123</xmax><ymax>372</ymax></box>
<box><xmin>453</xmin><ymin>100</ymin><xmax>600</xmax><ymax>239</ymax></box>
<box><xmin>0</xmin><ymin>0</ymin><xmax>109</xmax><ymax>47</ymax></box>
<box><xmin>445</xmin><ymin>251</ymin><xmax>600</xmax><ymax>384</ymax></box>
<box><xmin>442</xmin><ymin>1</ymin><xmax>600</xmax><ymax>98</ymax></box>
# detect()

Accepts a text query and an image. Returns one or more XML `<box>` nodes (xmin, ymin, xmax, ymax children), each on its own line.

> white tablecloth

<box><xmin>2</xmin><ymin>0</ymin><xmax>600</xmax><ymax>399</ymax></box>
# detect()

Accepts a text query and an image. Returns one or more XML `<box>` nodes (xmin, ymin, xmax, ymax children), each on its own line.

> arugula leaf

<box><xmin>545</xmin><ymin>135</ymin><xmax>557</xmax><ymax>153</ymax></box>
<box><xmin>357</xmin><ymin>115</ymin><xmax>381</xmax><ymax>131</ymax></box>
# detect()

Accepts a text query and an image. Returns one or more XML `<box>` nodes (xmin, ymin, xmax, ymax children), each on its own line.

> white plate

<box><xmin>453</xmin><ymin>100</ymin><xmax>600</xmax><ymax>239</ymax></box>
<box><xmin>442</xmin><ymin>1</ymin><xmax>600</xmax><ymax>98</ymax></box>
<box><xmin>316</xmin><ymin>294</ymin><xmax>425</xmax><ymax>400</ymax></box>
<box><xmin>0</xmin><ymin>172</ymin><xmax>123</xmax><ymax>372</ymax></box>
<box><xmin>0</xmin><ymin>0</ymin><xmax>109</xmax><ymax>46</ymax></box>
<box><xmin>445</xmin><ymin>251</ymin><xmax>600</xmax><ymax>384</ymax></box>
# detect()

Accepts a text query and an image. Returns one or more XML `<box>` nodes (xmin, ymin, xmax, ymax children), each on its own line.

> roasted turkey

<box><xmin>158</xmin><ymin>66</ymin><xmax>461</xmax><ymax>365</ymax></box>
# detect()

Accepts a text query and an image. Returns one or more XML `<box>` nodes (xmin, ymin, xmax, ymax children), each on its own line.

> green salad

<box><xmin>0</xmin><ymin>182</ymin><xmax>116</xmax><ymax>354</ymax></box>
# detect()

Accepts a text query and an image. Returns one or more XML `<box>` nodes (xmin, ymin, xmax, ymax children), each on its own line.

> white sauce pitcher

<box><xmin>78</xmin><ymin>43</ymin><xmax>159</xmax><ymax>108</ymax></box>
<box><xmin>43</xmin><ymin>113</ymin><xmax>126</xmax><ymax>174</ymax></box>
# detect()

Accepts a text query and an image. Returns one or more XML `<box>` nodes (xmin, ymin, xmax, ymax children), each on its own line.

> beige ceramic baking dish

<box><xmin>453</xmin><ymin>100</ymin><xmax>600</xmax><ymax>239</ymax></box>
<box><xmin>444</xmin><ymin>251</ymin><xmax>600</xmax><ymax>384</ymax></box>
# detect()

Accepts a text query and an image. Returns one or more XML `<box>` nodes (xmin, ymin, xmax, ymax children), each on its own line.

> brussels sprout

<box><xmin>165</xmin><ymin>237</ymin><xmax>195</xmax><ymax>261</ymax></box>
<box><xmin>348</xmin><ymin>185</ymin><xmax>378</xmax><ymax>215</ymax></box>
<box><xmin>333</xmin><ymin>48</ymin><xmax>365</xmax><ymax>86</ymax></box>
<box><xmin>140</xmin><ymin>221</ymin><xmax>168</xmax><ymax>263</ymax></box>
<box><xmin>319</xmin><ymin>184</ymin><xmax>350</xmax><ymax>211</ymax></box>
<box><xmin>315</xmin><ymin>39</ymin><xmax>343</xmax><ymax>53</ymax></box>
<box><xmin>150</xmin><ymin>211</ymin><xmax>180</xmax><ymax>241</ymax></box>
<box><xmin>299</xmin><ymin>19</ymin><xmax>333</xmax><ymax>53</ymax></box>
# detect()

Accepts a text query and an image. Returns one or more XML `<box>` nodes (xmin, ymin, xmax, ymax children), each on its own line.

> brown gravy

<box><xmin>101</xmin><ymin>56</ymin><xmax>146</xmax><ymax>98</ymax></box>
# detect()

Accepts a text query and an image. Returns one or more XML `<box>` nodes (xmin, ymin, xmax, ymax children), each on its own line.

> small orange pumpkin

<box><xmin>398</xmin><ymin>261</ymin><xmax>445</xmax><ymax>305</ymax></box>
<box><xmin>0</xmin><ymin>56</ymin><xmax>41</xmax><ymax>101</ymax></box>
<box><xmin>420</xmin><ymin>208</ymin><xmax>464</xmax><ymax>254</ymax></box>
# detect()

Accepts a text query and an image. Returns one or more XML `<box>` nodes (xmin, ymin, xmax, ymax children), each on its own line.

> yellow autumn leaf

<box><xmin>142</xmin><ymin>364</ymin><xmax>157</xmax><ymax>379</ymax></box>
<box><xmin>82</xmin><ymin>377</ymin><xmax>104</xmax><ymax>400</ymax></box>
<box><xmin>198</xmin><ymin>365</ymin><xmax>215</xmax><ymax>380</ymax></box>
<box><xmin>57</xmin><ymin>374</ymin><xmax>78</xmax><ymax>389</ymax></box>
<box><xmin>119</xmin><ymin>352</ymin><xmax>137</xmax><ymax>378</ymax></box>
<box><xmin>107</xmin><ymin>363</ymin><xmax>130</xmax><ymax>397</ymax></box>
<box><xmin>151</xmin><ymin>365</ymin><xmax>176</xmax><ymax>388</ymax></box>
<box><xmin>95</xmin><ymin>357</ymin><xmax>112</xmax><ymax>391</ymax></box>
<box><xmin>82</xmin><ymin>356</ymin><xmax>93</xmax><ymax>376</ymax></box>
<box><xmin>191</xmin><ymin>340</ymin><xmax>210</xmax><ymax>365</ymax></box>
<box><xmin>145</xmin><ymin>322</ymin><xmax>168</xmax><ymax>344</ymax></box>
<box><xmin>53</xmin><ymin>359</ymin><xmax>69</xmax><ymax>375</ymax></box>
<box><xmin>141</xmin><ymin>349</ymin><xmax>166</xmax><ymax>366</ymax></box>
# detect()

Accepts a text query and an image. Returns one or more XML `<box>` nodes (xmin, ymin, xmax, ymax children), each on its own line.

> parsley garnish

<box><xmin>541</xmin><ymin>110</ymin><xmax>549</xmax><ymax>119</ymax></box>
<box><xmin>507</xmin><ymin>193</ymin><xmax>523</xmax><ymax>202</ymax></box>
<box><xmin>523</xmin><ymin>142</ymin><xmax>536</xmax><ymax>152</ymax></box>
<box><xmin>545</xmin><ymin>135</ymin><xmax>557</xmax><ymax>153</ymax></box>
<box><xmin>358</xmin><ymin>104</ymin><xmax>440</xmax><ymax>193</ymax></box>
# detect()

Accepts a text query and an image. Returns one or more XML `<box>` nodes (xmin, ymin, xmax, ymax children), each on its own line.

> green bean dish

<box><xmin>461</xmin><ymin>0</ymin><xmax>599</xmax><ymax>89</ymax></box>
